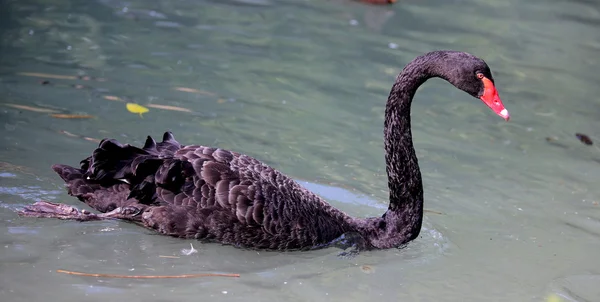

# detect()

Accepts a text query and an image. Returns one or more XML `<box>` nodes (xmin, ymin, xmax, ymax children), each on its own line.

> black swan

<box><xmin>20</xmin><ymin>51</ymin><xmax>509</xmax><ymax>251</ymax></box>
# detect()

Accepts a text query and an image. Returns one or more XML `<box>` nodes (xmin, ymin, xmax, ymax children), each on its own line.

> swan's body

<box><xmin>21</xmin><ymin>51</ymin><xmax>509</xmax><ymax>251</ymax></box>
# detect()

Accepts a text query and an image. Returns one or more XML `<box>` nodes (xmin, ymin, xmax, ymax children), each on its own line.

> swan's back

<box><xmin>53</xmin><ymin>132</ymin><xmax>351</xmax><ymax>250</ymax></box>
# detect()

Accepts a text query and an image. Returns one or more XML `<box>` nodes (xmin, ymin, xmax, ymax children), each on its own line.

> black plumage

<box><xmin>20</xmin><ymin>51</ymin><xmax>508</xmax><ymax>251</ymax></box>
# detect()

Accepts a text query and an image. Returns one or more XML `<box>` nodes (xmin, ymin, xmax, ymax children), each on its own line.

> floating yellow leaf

<box><xmin>173</xmin><ymin>87</ymin><xmax>216</xmax><ymax>96</ymax></box>
<box><xmin>4</xmin><ymin>103</ymin><xmax>59</xmax><ymax>113</ymax></box>
<box><xmin>126</xmin><ymin>103</ymin><xmax>149</xmax><ymax>117</ymax></box>
<box><xmin>217</xmin><ymin>98</ymin><xmax>226</xmax><ymax>104</ymax></box>
<box><xmin>50</xmin><ymin>114</ymin><xmax>94</xmax><ymax>119</ymax></box>
<box><xmin>103</xmin><ymin>95</ymin><xmax>123</xmax><ymax>102</ymax></box>
<box><xmin>146</xmin><ymin>104</ymin><xmax>192</xmax><ymax>112</ymax></box>
<box><xmin>17</xmin><ymin>72</ymin><xmax>77</xmax><ymax>80</ymax></box>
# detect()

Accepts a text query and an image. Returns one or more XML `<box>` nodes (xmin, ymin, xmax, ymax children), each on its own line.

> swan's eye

<box><xmin>476</xmin><ymin>73</ymin><xmax>484</xmax><ymax>79</ymax></box>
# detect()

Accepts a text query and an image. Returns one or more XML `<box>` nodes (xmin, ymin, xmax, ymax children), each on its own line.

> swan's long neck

<box><xmin>347</xmin><ymin>51</ymin><xmax>466</xmax><ymax>248</ymax></box>
<box><xmin>381</xmin><ymin>54</ymin><xmax>440</xmax><ymax>241</ymax></box>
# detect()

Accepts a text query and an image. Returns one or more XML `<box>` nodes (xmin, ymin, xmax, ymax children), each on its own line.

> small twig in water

<box><xmin>56</xmin><ymin>269</ymin><xmax>239</xmax><ymax>279</ymax></box>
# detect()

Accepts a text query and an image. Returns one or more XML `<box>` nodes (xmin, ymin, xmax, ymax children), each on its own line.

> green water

<box><xmin>1</xmin><ymin>0</ymin><xmax>600</xmax><ymax>301</ymax></box>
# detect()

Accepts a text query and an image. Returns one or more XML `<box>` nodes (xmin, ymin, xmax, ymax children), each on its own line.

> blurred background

<box><xmin>1</xmin><ymin>0</ymin><xmax>599</xmax><ymax>301</ymax></box>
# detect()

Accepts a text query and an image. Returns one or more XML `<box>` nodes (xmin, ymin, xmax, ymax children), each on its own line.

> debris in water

<box><xmin>146</xmin><ymin>103</ymin><xmax>192</xmax><ymax>113</ymax></box>
<box><xmin>103</xmin><ymin>95</ymin><xmax>124</xmax><ymax>102</ymax></box>
<box><xmin>181</xmin><ymin>243</ymin><xmax>198</xmax><ymax>256</ymax></box>
<box><xmin>50</xmin><ymin>114</ymin><xmax>94</xmax><ymax>119</ymax></box>
<box><xmin>17</xmin><ymin>72</ymin><xmax>105</xmax><ymax>82</ymax></box>
<box><xmin>4</xmin><ymin>103</ymin><xmax>59</xmax><ymax>113</ymax></box>
<box><xmin>58</xmin><ymin>130</ymin><xmax>101</xmax><ymax>143</ymax></box>
<box><xmin>56</xmin><ymin>269</ymin><xmax>239</xmax><ymax>279</ymax></box>
<box><xmin>424</xmin><ymin>209</ymin><xmax>444</xmax><ymax>215</ymax></box>
<box><xmin>17</xmin><ymin>72</ymin><xmax>77</xmax><ymax>80</ymax></box>
<box><xmin>545</xmin><ymin>136</ymin><xmax>570</xmax><ymax>149</ymax></box>
<box><xmin>360</xmin><ymin>265</ymin><xmax>375</xmax><ymax>274</ymax></box>
<box><xmin>173</xmin><ymin>87</ymin><xmax>216</xmax><ymax>96</ymax></box>
<box><xmin>575</xmin><ymin>133</ymin><xmax>593</xmax><ymax>145</ymax></box>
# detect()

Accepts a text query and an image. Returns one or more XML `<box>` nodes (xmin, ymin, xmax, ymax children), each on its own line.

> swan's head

<box><xmin>436</xmin><ymin>51</ymin><xmax>510</xmax><ymax>121</ymax></box>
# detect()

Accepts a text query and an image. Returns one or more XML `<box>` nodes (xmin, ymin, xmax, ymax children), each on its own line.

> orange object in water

<box><xmin>360</xmin><ymin>0</ymin><xmax>397</xmax><ymax>4</ymax></box>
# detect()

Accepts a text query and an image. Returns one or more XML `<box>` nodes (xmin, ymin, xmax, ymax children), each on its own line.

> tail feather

<box><xmin>88</xmin><ymin>139</ymin><xmax>149</xmax><ymax>181</ymax></box>
<box><xmin>52</xmin><ymin>164</ymin><xmax>95</xmax><ymax>197</ymax></box>
<box><xmin>53</xmin><ymin>132</ymin><xmax>183</xmax><ymax>211</ymax></box>
<box><xmin>156</xmin><ymin>132</ymin><xmax>181</xmax><ymax>156</ymax></box>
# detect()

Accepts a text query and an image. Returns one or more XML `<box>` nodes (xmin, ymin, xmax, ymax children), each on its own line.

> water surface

<box><xmin>1</xmin><ymin>0</ymin><xmax>600</xmax><ymax>301</ymax></box>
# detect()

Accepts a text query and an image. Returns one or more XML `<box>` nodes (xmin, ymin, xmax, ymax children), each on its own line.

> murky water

<box><xmin>1</xmin><ymin>0</ymin><xmax>600</xmax><ymax>301</ymax></box>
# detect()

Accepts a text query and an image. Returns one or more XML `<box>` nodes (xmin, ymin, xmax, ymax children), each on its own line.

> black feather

<box><xmin>49</xmin><ymin>51</ymin><xmax>504</xmax><ymax>251</ymax></box>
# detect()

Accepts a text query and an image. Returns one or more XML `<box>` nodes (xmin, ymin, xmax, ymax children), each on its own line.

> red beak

<box><xmin>480</xmin><ymin>77</ymin><xmax>509</xmax><ymax>121</ymax></box>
